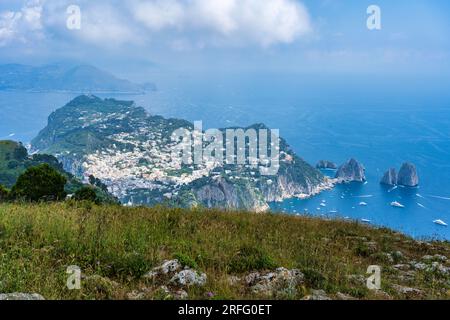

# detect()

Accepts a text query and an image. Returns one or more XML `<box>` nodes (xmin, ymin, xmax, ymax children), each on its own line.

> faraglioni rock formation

<box><xmin>316</xmin><ymin>160</ymin><xmax>337</xmax><ymax>170</ymax></box>
<box><xmin>380</xmin><ymin>168</ymin><xmax>398</xmax><ymax>186</ymax></box>
<box><xmin>335</xmin><ymin>158</ymin><xmax>366</xmax><ymax>182</ymax></box>
<box><xmin>397</xmin><ymin>163</ymin><xmax>419</xmax><ymax>187</ymax></box>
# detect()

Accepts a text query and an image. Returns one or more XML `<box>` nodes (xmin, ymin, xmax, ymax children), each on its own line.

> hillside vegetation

<box><xmin>0</xmin><ymin>203</ymin><xmax>449</xmax><ymax>300</ymax></box>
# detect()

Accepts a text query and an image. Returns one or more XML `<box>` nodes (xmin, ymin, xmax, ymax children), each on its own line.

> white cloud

<box><xmin>0</xmin><ymin>0</ymin><xmax>44</xmax><ymax>46</ymax></box>
<box><xmin>130</xmin><ymin>0</ymin><xmax>312</xmax><ymax>47</ymax></box>
<box><xmin>0</xmin><ymin>0</ymin><xmax>312</xmax><ymax>49</ymax></box>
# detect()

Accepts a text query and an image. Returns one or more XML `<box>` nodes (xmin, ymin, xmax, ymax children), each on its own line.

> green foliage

<box><xmin>10</xmin><ymin>164</ymin><xmax>67</xmax><ymax>202</ymax></box>
<box><xmin>174</xmin><ymin>252</ymin><xmax>199</xmax><ymax>269</ymax></box>
<box><xmin>303</xmin><ymin>268</ymin><xmax>327</xmax><ymax>289</ymax></box>
<box><xmin>0</xmin><ymin>203</ymin><xmax>448</xmax><ymax>300</ymax></box>
<box><xmin>73</xmin><ymin>186</ymin><xmax>98</xmax><ymax>203</ymax></box>
<box><xmin>0</xmin><ymin>184</ymin><xmax>9</xmax><ymax>202</ymax></box>
<box><xmin>228</xmin><ymin>246</ymin><xmax>277</xmax><ymax>273</ymax></box>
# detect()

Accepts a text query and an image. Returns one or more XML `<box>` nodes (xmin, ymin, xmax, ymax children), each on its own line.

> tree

<box><xmin>73</xmin><ymin>186</ymin><xmax>98</xmax><ymax>203</ymax></box>
<box><xmin>0</xmin><ymin>184</ymin><xmax>9</xmax><ymax>202</ymax></box>
<box><xmin>10</xmin><ymin>164</ymin><xmax>67</xmax><ymax>202</ymax></box>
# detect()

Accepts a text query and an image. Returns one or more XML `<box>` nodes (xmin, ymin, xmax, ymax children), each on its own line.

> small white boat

<box><xmin>361</xmin><ymin>219</ymin><xmax>371</xmax><ymax>223</ymax></box>
<box><xmin>320</xmin><ymin>203</ymin><xmax>327</xmax><ymax>207</ymax></box>
<box><xmin>433</xmin><ymin>219</ymin><xmax>448</xmax><ymax>227</ymax></box>
<box><xmin>359</xmin><ymin>202</ymin><xmax>368</xmax><ymax>206</ymax></box>
<box><xmin>391</xmin><ymin>201</ymin><xmax>405</xmax><ymax>208</ymax></box>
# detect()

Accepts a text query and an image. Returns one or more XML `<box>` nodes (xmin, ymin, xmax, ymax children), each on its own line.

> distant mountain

<box><xmin>0</xmin><ymin>64</ymin><xmax>156</xmax><ymax>94</ymax></box>
<box><xmin>0</xmin><ymin>140</ymin><xmax>117</xmax><ymax>203</ymax></box>
<box><xmin>31</xmin><ymin>95</ymin><xmax>332</xmax><ymax>211</ymax></box>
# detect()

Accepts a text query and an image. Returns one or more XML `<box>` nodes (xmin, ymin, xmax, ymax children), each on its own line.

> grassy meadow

<box><xmin>0</xmin><ymin>202</ymin><xmax>449</xmax><ymax>300</ymax></box>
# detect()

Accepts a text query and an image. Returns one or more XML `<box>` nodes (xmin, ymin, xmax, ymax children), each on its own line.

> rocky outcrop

<box><xmin>335</xmin><ymin>159</ymin><xmax>366</xmax><ymax>183</ymax></box>
<box><xmin>397</xmin><ymin>163</ymin><xmax>419</xmax><ymax>187</ymax></box>
<box><xmin>380</xmin><ymin>168</ymin><xmax>398</xmax><ymax>186</ymax></box>
<box><xmin>229</xmin><ymin>268</ymin><xmax>305</xmax><ymax>298</ymax></box>
<box><xmin>0</xmin><ymin>293</ymin><xmax>44</xmax><ymax>300</ymax></box>
<box><xmin>316</xmin><ymin>160</ymin><xmax>337</xmax><ymax>170</ymax></box>
<box><xmin>143</xmin><ymin>260</ymin><xmax>207</xmax><ymax>288</ymax></box>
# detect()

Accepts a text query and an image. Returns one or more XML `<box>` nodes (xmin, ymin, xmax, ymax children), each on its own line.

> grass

<box><xmin>0</xmin><ymin>202</ymin><xmax>449</xmax><ymax>300</ymax></box>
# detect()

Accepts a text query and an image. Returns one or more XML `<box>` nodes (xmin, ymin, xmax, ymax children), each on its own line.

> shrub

<box><xmin>10</xmin><ymin>164</ymin><xmax>67</xmax><ymax>202</ymax></box>
<box><xmin>73</xmin><ymin>186</ymin><xmax>98</xmax><ymax>203</ymax></box>
<box><xmin>174</xmin><ymin>252</ymin><xmax>199</xmax><ymax>269</ymax></box>
<box><xmin>302</xmin><ymin>268</ymin><xmax>327</xmax><ymax>289</ymax></box>
<box><xmin>228</xmin><ymin>246</ymin><xmax>277</xmax><ymax>273</ymax></box>
<box><xmin>0</xmin><ymin>185</ymin><xmax>9</xmax><ymax>202</ymax></box>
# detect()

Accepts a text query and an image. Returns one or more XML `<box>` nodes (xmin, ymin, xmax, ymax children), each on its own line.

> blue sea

<box><xmin>1</xmin><ymin>72</ymin><xmax>450</xmax><ymax>240</ymax></box>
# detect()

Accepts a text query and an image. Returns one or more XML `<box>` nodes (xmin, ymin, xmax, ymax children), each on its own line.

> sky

<box><xmin>0</xmin><ymin>0</ymin><xmax>449</xmax><ymax>80</ymax></box>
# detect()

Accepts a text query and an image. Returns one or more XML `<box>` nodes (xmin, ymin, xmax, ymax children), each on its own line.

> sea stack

<box><xmin>380</xmin><ymin>168</ymin><xmax>398</xmax><ymax>186</ymax></box>
<box><xmin>397</xmin><ymin>162</ymin><xmax>419</xmax><ymax>187</ymax></box>
<box><xmin>316</xmin><ymin>160</ymin><xmax>338</xmax><ymax>170</ymax></box>
<box><xmin>335</xmin><ymin>158</ymin><xmax>366</xmax><ymax>183</ymax></box>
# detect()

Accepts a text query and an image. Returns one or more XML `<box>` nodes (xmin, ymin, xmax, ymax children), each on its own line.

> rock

<box><xmin>380</xmin><ymin>168</ymin><xmax>397</xmax><ymax>186</ymax></box>
<box><xmin>428</xmin><ymin>262</ymin><xmax>450</xmax><ymax>275</ymax></box>
<box><xmin>316</xmin><ymin>160</ymin><xmax>337</xmax><ymax>170</ymax></box>
<box><xmin>0</xmin><ymin>293</ymin><xmax>45</xmax><ymax>300</ymax></box>
<box><xmin>305</xmin><ymin>290</ymin><xmax>332</xmax><ymax>300</ymax></box>
<box><xmin>244</xmin><ymin>268</ymin><xmax>304</xmax><ymax>297</ymax></box>
<box><xmin>336</xmin><ymin>292</ymin><xmax>356</xmax><ymax>300</ymax></box>
<box><xmin>410</xmin><ymin>261</ymin><xmax>428</xmax><ymax>271</ymax></box>
<box><xmin>143</xmin><ymin>260</ymin><xmax>182</xmax><ymax>279</ymax></box>
<box><xmin>173</xmin><ymin>289</ymin><xmax>189</xmax><ymax>300</ymax></box>
<box><xmin>170</xmin><ymin>269</ymin><xmax>207</xmax><ymax>287</ymax></box>
<box><xmin>397</xmin><ymin>163</ymin><xmax>419</xmax><ymax>187</ymax></box>
<box><xmin>392</xmin><ymin>284</ymin><xmax>423</xmax><ymax>297</ymax></box>
<box><xmin>422</xmin><ymin>254</ymin><xmax>447</xmax><ymax>262</ymax></box>
<box><xmin>335</xmin><ymin>159</ymin><xmax>366</xmax><ymax>183</ymax></box>
<box><xmin>393</xmin><ymin>264</ymin><xmax>410</xmax><ymax>271</ymax></box>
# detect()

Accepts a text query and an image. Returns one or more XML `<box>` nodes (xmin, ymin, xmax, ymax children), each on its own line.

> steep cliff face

<box><xmin>335</xmin><ymin>159</ymin><xmax>366</xmax><ymax>183</ymax></box>
<box><xmin>380</xmin><ymin>168</ymin><xmax>398</xmax><ymax>186</ymax></box>
<box><xmin>31</xmin><ymin>95</ymin><xmax>328</xmax><ymax>211</ymax></box>
<box><xmin>397</xmin><ymin>163</ymin><xmax>419</xmax><ymax>187</ymax></box>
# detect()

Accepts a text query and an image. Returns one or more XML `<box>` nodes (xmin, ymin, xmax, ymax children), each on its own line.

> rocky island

<box><xmin>31</xmin><ymin>95</ymin><xmax>333</xmax><ymax>211</ymax></box>
<box><xmin>381</xmin><ymin>168</ymin><xmax>398</xmax><ymax>186</ymax></box>
<box><xmin>316</xmin><ymin>160</ymin><xmax>338</xmax><ymax>170</ymax></box>
<box><xmin>380</xmin><ymin>163</ymin><xmax>419</xmax><ymax>187</ymax></box>
<box><xmin>335</xmin><ymin>158</ymin><xmax>366</xmax><ymax>183</ymax></box>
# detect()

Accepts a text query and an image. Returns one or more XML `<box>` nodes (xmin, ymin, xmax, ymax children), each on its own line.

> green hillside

<box><xmin>0</xmin><ymin>203</ymin><xmax>448</xmax><ymax>300</ymax></box>
<box><xmin>0</xmin><ymin>140</ymin><xmax>117</xmax><ymax>203</ymax></box>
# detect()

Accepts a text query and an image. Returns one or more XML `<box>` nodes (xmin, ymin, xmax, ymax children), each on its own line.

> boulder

<box><xmin>335</xmin><ymin>159</ymin><xmax>366</xmax><ymax>182</ymax></box>
<box><xmin>316</xmin><ymin>160</ymin><xmax>337</xmax><ymax>170</ymax></box>
<box><xmin>380</xmin><ymin>168</ymin><xmax>397</xmax><ymax>186</ymax></box>
<box><xmin>397</xmin><ymin>163</ymin><xmax>419</xmax><ymax>187</ymax></box>
<box><xmin>143</xmin><ymin>260</ymin><xmax>182</xmax><ymax>279</ymax></box>
<box><xmin>170</xmin><ymin>269</ymin><xmax>207</xmax><ymax>287</ymax></box>
<box><xmin>244</xmin><ymin>268</ymin><xmax>304</xmax><ymax>297</ymax></box>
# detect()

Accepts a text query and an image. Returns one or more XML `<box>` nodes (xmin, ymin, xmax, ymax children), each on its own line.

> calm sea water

<box><xmin>1</xmin><ymin>73</ymin><xmax>449</xmax><ymax>240</ymax></box>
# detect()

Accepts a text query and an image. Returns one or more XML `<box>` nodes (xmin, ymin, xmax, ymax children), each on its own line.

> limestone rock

<box><xmin>0</xmin><ymin>293</ymin><xmax>45</xmax><ymax>300</ymax></box>
<box><xmin>380</xmin><ymin>168</ymin><xmax>397</xmax><ymax>186</ymax></box>
<box><xmin>170</xmin><ymin>269</ymin><xmax>207</xmax><ymax>287</ymax></box>
<box><xmin>143</xmin><ymin>260</ymin><xmax>181</xmax><ymax>279</ymax></box>
<box><xmin>244</xmin><ymin>268</ymin><xmax>304</xmax><ymax>297</ymax></box>
<box><xmin>335</xmin><ymin>159</ymin><xmax>366</xmax><ymax>182</ymax></box>
<box><xmin>397</xmin><ymin>163</ymin><xmax>419</xmax><ymax>187</ymax></box>
<box><xmin>316</xmin><ymin>160</ymin><xmax>337</xmax><ymax>170</ymax></box>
